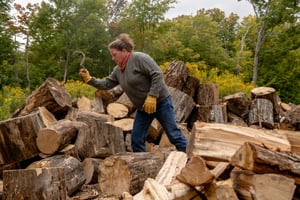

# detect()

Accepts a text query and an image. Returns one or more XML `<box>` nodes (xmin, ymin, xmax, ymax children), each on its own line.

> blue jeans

<box><xmin>132</xmin><ymin>96</ymin><xmax>187</xmax><ymax>152</ymax></box>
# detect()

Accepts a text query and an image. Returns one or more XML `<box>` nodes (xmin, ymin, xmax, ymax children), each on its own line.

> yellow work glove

<box><xmin>143</xmin><ymin>95</ymin><xmax>157</xmax><ymax>114</ymax></box>
<box><xmin>79</xmin><ymin>68</ymin><xmax>92</xmax><ymax>83</ymax></box>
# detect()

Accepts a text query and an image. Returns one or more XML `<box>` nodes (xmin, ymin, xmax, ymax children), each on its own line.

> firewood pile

<box><xmin>0</xmin><ymin>60</ymin><xmax>300</xmax><ymax>200</ymax></box>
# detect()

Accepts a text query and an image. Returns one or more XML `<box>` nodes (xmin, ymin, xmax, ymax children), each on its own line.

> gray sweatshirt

<box><xmin>87</xmin><ymin>52</ymin><xmax>170</xmax><ymax>110</ymax></box>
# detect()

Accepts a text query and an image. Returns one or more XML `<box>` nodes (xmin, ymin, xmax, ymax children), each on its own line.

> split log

<box><xmin>176</xmin><ymin>155</ymin><xmax>215</xmax><ymax>186</ymax></box>
<box><xmin>230</xmin><ymin>142</ymin><xmax>300</xmax><ymax>184</ymax></box>
<box><xmin>65</xmin><ymin>108</ymin><xmax>112</xmax><ymax>122</ymax></box>
<box><xmin>26</xmin><ymin>155</ymin><xmax>86</xmax><ymax>196</ymax></box>
<box><xmin>196</xmin><ymin>84</ymin><xmax>219</xmax><ymax>105</ymax></box>
<box><xmin>215</xmin><ymin>180</ymin><xmax>239</xmax><ymax>200</ymax></box>
<box><xmin>82</xmin><ymin>158</ymin><xmax>103</xmax><ymax>184</ymax></box>
<box><xmin>251</xmin><ymin>86</ymin><xmax>280</xmax><ymax>122</ymax></box>
<box><xmin>37</xmin><ymin>106</ymin><xmax>57</xmax><ymax>127</ymax></box>
<box><xmin>107</xmin><ymin>102</ymin><xmax>129</xmax><ymax>119</ymax></box>
<box><xmin>98</xmin><ymin>152</ymin><xmax>162</xmax><ymax>196</ymax></box>
<box><xmin>210</xmin><ymin>162</ymin><xmax>233</xmax><ymax>180</ymax></box>
<box><xmin>284</xmin><ymin>130</ymin><xmax>300</xmax><ymax>155</ymax></box>
<box><xmin>16</xmin><ymin>77</ymin><xmax>72</xmax><ymax>119</ymax></box>
<box><xmin>76</xmin><ymin>96</ymin><xmax>92</xmax><ymax>112</ymax></box>
<box><xmin>0</xmin><ymin>112</ymin><xmax>45</xmax><ymax>164</ymax></box>
<box><xmin>249</xmin><ymin>98</ymin><xmax>274</xmax><ymax>129</ymax></box>
<box><xmin>36</xmin><ymin>119</ymin><xmax>79</xmax><ymax>155</ymax></box>
<box><xmin>3</xmin><ymin>167</ymin><xmax>67</xmax><ymax>200</ymax></box>
<box><xmin>168</xmin><ymin>86</ymin><xmax>195</xmax><ymax>123</ymax></box>
<box><xmin>75</xmin><ymin>120</ymin><xmax>126</xmax><ymax>159</ymax></box>
<box><xmin>231</xmin><ymin>169</ymin><xmax>296</xmax><ymax>200</ymax></box>
<box><xmin>222</xmin><ymin>92</ymin><xmax>250</xmax><ymax>119</ymax></box>
<box><xmin>187</xmin><ymin>122</ymin><xmax>291</xmax><ymax>161</ymax></box>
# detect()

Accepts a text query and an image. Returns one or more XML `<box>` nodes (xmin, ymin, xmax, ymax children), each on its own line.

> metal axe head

<box><xmin>73</xmin><ymin>50</ymin><xmax>86</xmax><ymax>69</ymax></box>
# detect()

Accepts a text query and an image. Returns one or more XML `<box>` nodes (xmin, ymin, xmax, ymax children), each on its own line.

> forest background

<box><xmin>0</xmin><ymin>0</ymin><xmax>299</xmax><ymax>120</ymax></box>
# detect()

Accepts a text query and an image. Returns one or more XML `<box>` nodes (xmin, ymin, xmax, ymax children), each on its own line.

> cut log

<box><xmin>251</xmin><ymin>86</ymin><xmax>280</xmax><ymax>122</ymax></box>
<box><xmin>284</xmin><ymin>130</ymin><xmax>300</xmax><ymax>155</ymax></box>
<box><xmin>248</xmin><ymin>98</ymin><xmax>274</xmax><ymax>129</ymax></box>
<box><xmin>75</xmin><ymin>120</ymin><xmax>126</xmax><ymax>159</ymax></box>
<box><xmin>215</xmin><ymin>180</ymin><xmax>239</xmax><ymax>200</ymax></box>
<box><xmin>115</xmin><ymin>92</ymin><xmax>136</xmax><ymax>114</ymax></box>
<box><xmin>26</xmin><ymin>155</ymin><xmax>86</xmax><ymax>196</ymax></box>
<box><xmin>16</xmin><ymin>77</ymin><xmax>72</xmax><ymax>119</ymax></box>
<box><xmin>284</xmin><ymin>105</ymin><xmax>300</xmax><ymax>130</ymax></box>
<box><xmin>107</xmin><ymin>102</ymin><xmax>129</xmax><ymax>119</ymax></box>
<box><xmin>0</xmin><ymin>112</ymin><xmax>45</xmax><ymax>164</ymax></box>
<box><xmin>82</xmin><ymin>157</ymin><xmax>103</xmax><ymax>184</ymax></box>
<box><xmin>230</xmin><ymin>142</ymin><xmax>300</xmax><ymax>184</ymax></box>
<box><xmin>91</xmin><ymin>96</ymin><xmax>105</xmax><ymax>114</ymax></box>
<box><xmin>65</xmin><ymin>108</ymin><xmax>112</xmax><ymax>122</ymax></box>
<box><xmin>95</xmin><ymin>85</ymin><xmax>123</xmax><ymax>107</ymax></box>
<box><xmin>187</xmin><ymin>122</ymin><xmax>291</xmax><ymax>161</ymax></box>
<box><xmin>58</xmin><ymin>144</ymin><xmax>80</xmax><ymax>160</ymax></box>
<box><xmin>222</xmin><ymin>92</ymin><xmax>250</xmax><ymax>119</ymax></box>
<box><xmin>196</xmin><ymin>83</ymin><xmax>219</xmax><ymax>105</ymax></box>
<box><xmin>3</xmin><ymin>167</ymin><xmax>67</xmax><ymax>200</ymax></box>
<box><xmin>227</xmin><ymin>112</ymin><xmax>248</xmax><ymax>127</ymax></box>
<box><xmin>191</xmin><ymin>104</ymin><xmax>227</xmax><ymax>123</ymax></box>
<box><xmin>168</xmin><ymin>86</ymin><xmax>195</xmax><ymax>123</ymax></box>
<box><xmin>36</xmin><ymin>119</ymin><xmax>79</xmax><ymax>155</ymax></box>
<box><xmin>231</xmin><ymin>169</ymin><xmax>296</xmax><ymax>200</ymax></box>
<box><xmin>210</xmin><ymin>162</ymin><xmax>233</xmax><ymax>180</ymax></box>
<box><xmin>98</xmin><ymin>152</ymin><xmax>162</xmax><ymax>196</ymax></box>
<box><xmin>176</xmin><ymin>155</ymin><xmax>215</xmax><ymax>186</ymax></box>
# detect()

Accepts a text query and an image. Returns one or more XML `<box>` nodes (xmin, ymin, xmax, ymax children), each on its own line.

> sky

<box><xmin>13</xmin><ymin>0</ymin><xmax>254</xmax><ymax>19</ymax></box>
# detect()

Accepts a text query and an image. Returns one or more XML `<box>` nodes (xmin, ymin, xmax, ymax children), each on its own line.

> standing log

<box><xmin>196</xmin><ymin>84</ymin><xmax>219</xmax><ymax>105</ymax></box>
<box><xmin>251</xmin><ymin>86</ymin><xmax>280</xmax><ymax>122</ymax></box>
<box><xmin>168</xmin><ymin>86</ymin><xmax>195</xmax><ymax>123</ymax></box>
<box><xmin>231</xmin><ymin>169</ymin><xmax>295</xmax><ymax>200</ymax></box>
<box><xmin>98</xmin><ymin>152</ymin><xmax>162</xmax><ymax>196</ymax></box>
<box><xmin>36</xmin><ymin>119</ymin><xmax>79</xmax><ymax>155</ymax></box>
<box><xmin>0</xmin><ymin>112</ymin><xmax>45</xmax><ymax>164</ymax></box>
<box><xmin>75</xmin><ymin>120</ymin><xmax>126</xmax><ymax>159</ymax></box>
<box><xmin>26</xmin><ymin>155</ymin><xmax>86</xmax><ymax>196</ymax></box>
<box><xmin>16</xmin><ymin>77</ymin><xmax>72</xmax><ymax>119</ymax></box>
<box><xmin>82</xmin><ymin>158</ymin><xmax>103</xmax><ymax>184</ymax></box>
<box><xmin>249</xmin><ymin>98</ymin><xmax>274</xmax><ymax>129</ymax></box>
<box><xmin>230</xmin><ymin>142</ymin><xmax>300</xmax><ymax>184</ymax></box>
<box><xmin>3</xmin><ymin>167</ymin><xmax>67</xmax><ymax>200</ymax></box>
<box><xmin>222</xmin><ymin>92</ymin><xmax>250</xmax><ymax>119</ymax></box>
<box><xmin>187</xmin><ymin>122</ymin><xmax>291</xmax><ymax>161</ymax></box>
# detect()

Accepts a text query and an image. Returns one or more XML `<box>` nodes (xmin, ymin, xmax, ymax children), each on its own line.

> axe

<box><xmin>73</xmin><ymin>50</ymin><xmax>87</xmax><ymax>71</ymax></box>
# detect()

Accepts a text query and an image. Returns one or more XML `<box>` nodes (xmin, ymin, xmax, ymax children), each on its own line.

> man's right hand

<box><xmin>79</xmin><ymin>68</ymin><xmax>92</xmax><ymax>83</ymax></box>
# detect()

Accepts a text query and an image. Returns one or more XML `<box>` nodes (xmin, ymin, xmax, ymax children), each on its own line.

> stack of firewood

<box><xmin>0</xmin><ymin>61</ymin><xmax>299</xmax><ymax>200</ymax></box>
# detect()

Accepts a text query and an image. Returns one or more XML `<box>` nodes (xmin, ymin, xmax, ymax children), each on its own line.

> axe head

<box><xmin>73</xmin><ymin>50</ymin><xmax>86</xmax><ymax>69</ymax></box>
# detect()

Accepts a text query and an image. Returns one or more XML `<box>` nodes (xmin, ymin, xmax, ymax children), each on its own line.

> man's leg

<box><xmin>131</xmin><ymin>110</ymin><xmax>154</xmax><ymax>152</ymax></box>
<box><xmin>155</xmin><ymin>96</ymin><xmax>188</xmax><ymax>152</ymax></box>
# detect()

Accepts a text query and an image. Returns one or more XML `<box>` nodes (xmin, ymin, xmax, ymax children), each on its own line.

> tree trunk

<box><xmin>3</xmin><ymin>168</ymin><xmax>67</xmax><ymax>200</ymax></box>
<box><xmin>99</xmin><ymin>152</ymin><xmax>162</xmax><ymax>196</ymax></box>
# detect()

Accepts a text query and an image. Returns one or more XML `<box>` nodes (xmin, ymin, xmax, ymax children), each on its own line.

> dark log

<box><xmin>248</xmin><ymin>98</ymin><xmax>274</xmax><ymax>129</ymax></box>
<box><xmin>3</xmin><ymin>167</ymin><xmax>67</xmax><ymax>200</ymax></box>
<box><xmin>222</xmin><ymin>92</ymin><xmax>250</xmax><ymax>119</ymax></box>
<box><xmin>0</xmin><ymin>112</ymin><xmax>45</xmax><ymax>164</ymax></box>
<box><xmin>36</xmin><ymin>119</ymin><xmax>79</xmax><ymax>155</ymax></box>
<box><xmin>16</xmin><ymin>77</ymin><xmax>72</xmax><ymax>119</ymax></box>
<box><xmin>227</xmin><ymin>112</ymin><xmax>248</xmax><ymax>127</ymax></box>
<box><xmin>230</xmin><ymin>142</ymin><xmax>300</xmax><ymax>184</ymax></box>
<box><xmin>26</xmin><ymin>155</ymin><xmax>85</xmax><ymax>196</ymax></box>
<box><xmin>284</xmin><ymin>105</ymin><xmax>300</xmax><ymax>130</ymax></box>
<box><xmin>98</xmin><ymin>152</ymin><xmax>162</xmax><ymax>196</ymax></box>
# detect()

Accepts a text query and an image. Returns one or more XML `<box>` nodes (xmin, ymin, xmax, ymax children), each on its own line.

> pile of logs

<box><xmin>0</xmin><ymin>61</ymin><xmax>300</xmax><ymax>200</ymax></box>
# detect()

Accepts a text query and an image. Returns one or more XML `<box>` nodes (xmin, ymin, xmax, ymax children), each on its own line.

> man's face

<box><xmin>109</xmin><ymin>48</ymin><xmax>127</xmax><ymax>66</ymax></box>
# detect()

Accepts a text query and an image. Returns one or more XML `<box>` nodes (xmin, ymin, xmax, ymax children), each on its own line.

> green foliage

<box><xmin>64</xmin><ymin>79</ymin><xmax>96</xmax><ymax>99</ymax></box>
<box><xmin>0</xmin><ymin>86</ymin><xmax>28</xmax><ymax>120</ymax></box>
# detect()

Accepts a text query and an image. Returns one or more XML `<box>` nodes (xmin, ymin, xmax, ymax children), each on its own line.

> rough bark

<box><xmin>196</xmin><ymin>84</ymin><xmax>219</xmax><ymax>105</ymax></box>
<box><xmin>222</xmin><ymin>92</ymin><xmax>250</xmax><ymax>119</ymax></box>
<box><xmin>249</xmin><ymin>98</ymin><xmax>274</xmax><ymax>129</ymax></box>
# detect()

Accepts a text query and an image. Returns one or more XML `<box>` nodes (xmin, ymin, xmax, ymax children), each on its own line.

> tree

<box><xmin>240</xmin><ymin>0</ymin><xmax>299</xmax><ymax>86</ymax></box>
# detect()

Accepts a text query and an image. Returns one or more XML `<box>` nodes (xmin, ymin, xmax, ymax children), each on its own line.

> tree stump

<box><xmin>249</xmin><ymin>98</ymin><xmax>274</xmax><ymax>129</ymax></box>
<box><xmin>16</xmin><ymin>77</ymin><xmax>72</xmax><ymax>119</ymax></box>
<box><xmin>98</xmin><ymin>152</ymin><xmax>162</xmax><ymax>196</ymax></box>
<box><xmin>3</xmin><ymin>167</ymin><xmax>67</xmax><ymax>200</ymax></box>
<box><xmin>36</xmin><ymin>119</ymin><xmax>79</xmax><ymax>155</ymax></box>
<box><xmin>26</xmin><ymin>155</ymin><xmax>86</xmax><ymax>196</ymax></box>
<box><xmin>251</xmin><ymin>86</ymin><xmax>280</xmax><ymax>122</ymax></box>
<box><xmin>0</xmin><ymin>112</ymin><xmax>45</xmax><ymax>164</ymax></box>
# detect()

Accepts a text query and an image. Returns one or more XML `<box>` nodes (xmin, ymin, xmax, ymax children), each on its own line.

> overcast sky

<box><xmin>13</xmin><ymin>0</ymin><xmax>254</xmax><ymax>19</ymax></box>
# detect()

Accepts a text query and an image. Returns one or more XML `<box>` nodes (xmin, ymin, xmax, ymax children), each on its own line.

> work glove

<box><xmin>143</xmin><ymin>95</ymin><xmax>157</xmax><ymax>114</ymax></box>
<box><xmin>79</xmin><ymin>68</ymin><xmax>92</xmax><ymax>83</ymax></box>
